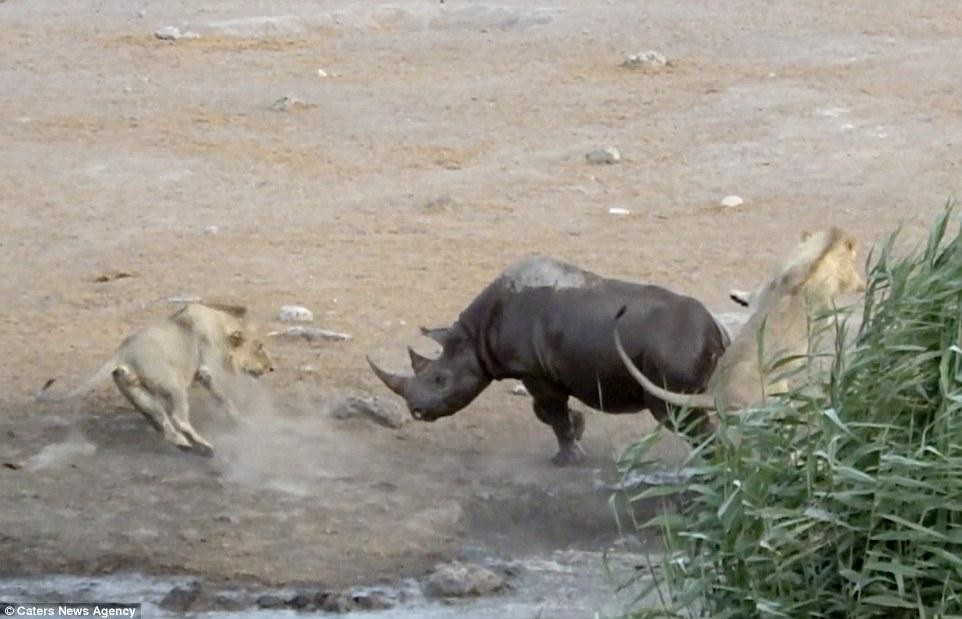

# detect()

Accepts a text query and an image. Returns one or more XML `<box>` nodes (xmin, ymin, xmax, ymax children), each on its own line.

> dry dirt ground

<box><xmin>2</xmin><ymin>0</ymin><xmax>962</xmax><ymax>595</ymax></box>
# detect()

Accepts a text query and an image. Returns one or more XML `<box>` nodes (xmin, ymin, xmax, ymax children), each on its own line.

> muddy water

<box><xmin>0</xmin><ymin>548</ymin><xmax>658</xmax><ymax>618</ymax></box>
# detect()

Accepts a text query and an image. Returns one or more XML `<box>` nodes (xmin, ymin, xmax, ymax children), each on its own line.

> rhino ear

<box><xmin>419</xmin><ymin>326</ymin><xmax>450</xmax><ymax>346</ymax></box>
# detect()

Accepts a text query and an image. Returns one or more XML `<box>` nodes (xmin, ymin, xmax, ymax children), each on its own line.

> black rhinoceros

<box><xmin>368</xmin><ymin>256</ymin><xmax>728</xmax><ymax>465</ymax></box>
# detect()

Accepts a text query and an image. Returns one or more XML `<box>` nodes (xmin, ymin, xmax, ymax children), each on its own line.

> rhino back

<box><xmin>475</xmin><ymin>278</ymin><xmax>722</xmax><ymax>413</ymax></box>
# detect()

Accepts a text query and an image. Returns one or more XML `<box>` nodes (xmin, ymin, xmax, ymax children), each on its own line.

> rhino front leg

<box><xmin>526</xmin><ymin>383</ymin><xmax>586</xmax><ymax>466</ymax></box>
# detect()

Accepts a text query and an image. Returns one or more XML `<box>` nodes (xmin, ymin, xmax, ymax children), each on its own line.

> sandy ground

<box><xmin>2</xmin><ymin>0</ymin><xmax>961</xmax><ymax>595</ymax></box>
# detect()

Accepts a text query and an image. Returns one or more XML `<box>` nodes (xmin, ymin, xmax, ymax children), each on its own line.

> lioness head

<box><xmin>228</xmin><ymin>328</ymin><xmax>274</xmax><ymax>377</ymax></box>
<box><xmin>797</xmin><ymin>228</ymin><xmax>866</xmax><ymax>306</ymax></box>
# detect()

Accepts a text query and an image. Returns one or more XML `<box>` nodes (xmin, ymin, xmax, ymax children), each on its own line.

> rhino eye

<box><xmin>433</xmin><ymin>374</ymin><xmax>445</xmax><ymax>387</ymax></box>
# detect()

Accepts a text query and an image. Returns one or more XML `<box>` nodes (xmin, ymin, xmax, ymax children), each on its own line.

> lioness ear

<box><xmin>206</xmin><ymin>303</ymin><xmax>248</xmax><ymax>319</ymax></box>
<box><xmin>229</xmin><ymin>330</ymin><xmax>245</xmax><ymax>347</ymax></box>
<box><xmin>844</xmin><ymin>236</ymin><xmax>858</xmax><ymax>252</ymax></box>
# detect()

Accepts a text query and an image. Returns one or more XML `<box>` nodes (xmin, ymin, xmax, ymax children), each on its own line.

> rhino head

<box><xmin>367</xmin><ymin>324</ymin><xmax>492</xmax><ymax>421</ymax></box>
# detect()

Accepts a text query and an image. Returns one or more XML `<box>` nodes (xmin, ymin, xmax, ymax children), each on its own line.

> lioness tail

<box><xmin>35</xmin><ymin>357</ymin><xmax>118</xmax><ymax>403</ymax></box>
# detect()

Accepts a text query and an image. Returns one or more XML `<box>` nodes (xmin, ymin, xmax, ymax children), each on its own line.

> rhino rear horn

<box><xmin>408</xmin><ymin>347</ymin><xmax>432</xmax><ymax>374</ymax></box>
<box><xmin>419</xmin><ymin>326</ymin><xmax>450</xmax><ymax>345</ymax></box>
<box><xmin>367</xmin><ymin>356</ymin><xmax>411</xmax><ymax>398</ymax></box>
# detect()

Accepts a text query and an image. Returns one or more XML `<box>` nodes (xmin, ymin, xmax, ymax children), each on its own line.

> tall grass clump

<box><xmin>617</xmin><ymin>206</ymin><xmax>962</xmax><ymax>618</ymax></box>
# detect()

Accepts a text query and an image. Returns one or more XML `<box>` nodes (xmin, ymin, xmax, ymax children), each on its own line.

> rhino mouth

<box><xmin>410</xmin><ymin>408</ymin><xmax>438</xmax><ymax>422</ymax></box>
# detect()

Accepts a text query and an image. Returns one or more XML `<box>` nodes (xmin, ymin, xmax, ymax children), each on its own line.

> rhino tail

<box><xmin>612</xmin><ymin>321</ymin><xmax>717</xmax><ymax>411</ymax></box>
<box><xmin>35</xmin><ymin>355</ymin><xmax>118</xmax><ymax>403</ymax></box>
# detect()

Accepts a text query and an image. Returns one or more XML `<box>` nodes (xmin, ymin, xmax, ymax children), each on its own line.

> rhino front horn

<box><xmin>367</xmin><ymin>356</ymin><xmax>410</xmax><ymax>398</ymax></box>
<box><xmin>408</xmin><ymin>347</ymin><xmax>432</xmax><ymax>374</ymax></box>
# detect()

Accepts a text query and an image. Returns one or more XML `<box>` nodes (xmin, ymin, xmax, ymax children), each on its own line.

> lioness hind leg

<box><xmin>112</xmin><ymin>367</ymin><xmax>192</xmax><ymax>451</ymax></box>
<box><xmin>167</xmin><ymin>391</ymin><xmax>215</xmax><ymax>457</ymax></box>
<box><xmin>195</xmin><ymin>366</ymin><xmax>246</xmax><ymax>426</ymax></box>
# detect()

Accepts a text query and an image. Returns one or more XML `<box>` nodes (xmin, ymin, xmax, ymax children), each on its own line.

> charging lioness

<box><xmin>37</xmin><ymin>303</ymin><xmax>274</xmax><ymax>456</ymax></box>
<box><xmin>616</xmin><ymin>227</ymin><xmax>866</xmax><ymax>413</ymax></box>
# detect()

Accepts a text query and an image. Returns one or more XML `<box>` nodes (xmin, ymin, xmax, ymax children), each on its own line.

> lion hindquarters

<box><xmin>112</xmin><ymin>363</ymin><xmax>218</xmax><ymax>456</ymax></box>
<box><xmin>111</xmin><ymin>364</ymin><xmax>193</xmax><ymax>450</ymax></box>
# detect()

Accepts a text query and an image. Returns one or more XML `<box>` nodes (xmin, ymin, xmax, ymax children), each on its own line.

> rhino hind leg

<box><xmin>570</xmin><ymin>408</ymin><xmax>586</xmax><ymax>441</ymax></box>
<box><xmin>530</xmin><ymin>393</ymin><xmax>586</xmax><ymax>467</ymax></box>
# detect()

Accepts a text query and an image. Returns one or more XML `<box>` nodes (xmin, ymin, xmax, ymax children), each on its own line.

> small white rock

<box><xmin>720</xmin><ymin>195</ymin><xmax>744</xmax><ymax>208</ymax></box>
<box><xmin>272</xmin><ymin>94</ymin><xmax>309</xmax><ymax>112</ymax></box>
<box><xmin>510</xmin><ymin>384</ymin><xmax>529</xmax><ymax>397</ymax></box>
<box><xmin>154</xmin><ymin>26</ymin><xmax>199</xmax><ymax>41</ymax></box>
<box><xmin>586</xmin><ymin>147</ymin><xmax>621</xmax><ymax>165</ymax></box>
<box><xmin>203</xmin><ymin>225</ymin><xmax>218</xmax><ymax>235</ymax></box>
<box><xmin>278</xmin><ymin>305</ymin><xmax>314</xmax><ymax>322</ymax></box>
<box><xmin>608</xmin><ymin>207</ymin><xmax>630</xmax><ymax>216</ymax></box>
<box><xmin>317</xmin><ymin>68</ymin><xmax>329</xmax><ymax>78</ymax></box>
<box><xmin>621</xmin><ymin>50</ymin><xmax>667</xmax><ymax>69</ymax></box>
<box><xmin>167</xmin><ymin>295</ymin><xmax>202</xmax><ymax>304</ymax></box>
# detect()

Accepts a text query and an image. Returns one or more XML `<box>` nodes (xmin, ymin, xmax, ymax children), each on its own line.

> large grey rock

<box><xmin>422</xmin><ymin>561</ymin><xmax>507</xmax><ymax>598</ymax></box>
<box><xmin>329</xmin><ymin>394</ymin><xmax>406</xmax><ymax>429</ymax></box>
<box><xmin>159</xmin><ymin>582</ymin><xmax>202</xmax><ymax>613</ymax></box>
<box><xmin>268</xmin><ymin>326</ymin><xmax>351</xmax><ymax>342</ymax></box>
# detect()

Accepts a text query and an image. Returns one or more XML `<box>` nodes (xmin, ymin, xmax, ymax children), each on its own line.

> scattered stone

<box><xmin>272</xmin><ymin>94</ymin><xmax>311</xmax><ymax>112</ymax></box>
<box><xmin>268</xmin><ymin>326</ymin><xmax>351</xmax><ymax>342</ymax></box>
<box><xmin>317</xmin><ymin>68</ymin><xmax>329</xmax><ymax>78</ymax></box>
<box><xmin>213</xmin><ymin>513</ymin><xmax>237</xmax><ymax>524</ymax></box>
<box><xmin>255</xmin><ymin>594</ymin><xmax>286</xmax><ymax>609</ymax></box>
<box><xmin>167</xmin><ymin>295</ymin><xmax>202</xmax><ymax>304</ymax></box>
<box><xmin>351</xmin><ymin>590</ymin><xmax>395</xmax><ymax>611</ymax></box>
<box><xmin>159</xmin><ymin>582</ymin><xmax>202</xmax><ymax>613</ymax></box>
<box><xmin>585</xmin><ymin>147</ymin><xmax>621</xmax><ymax>165</ymax></box>
<box><xmin>621</xmin><ymin>50</ymin><xmax>668</xmax><ymax>69</ymax></box>
<box><xmin>423</xmin><ymin>561</ymin><xmax>507</xmax><ymax>598</ymax></box>
<box><xmin>177</xmin><ymin>528</ymin><xmax>206</xmax><ymax>544</ymax></box>
<box><xmin>510</xmin><ymin>384</ymin><xmax>529</xmax><ymax>397</ymax></box>
<box><xmin>278</xmin><ymin>305</ymin><xmax>314</xmax><ymax>322</ymax></box>
<box><xmin>93</xmin><ymin>270</ymin><xmax>135</xmax><ymax>283</ymax></box>
<box><xmin>608</xmin><ymin>207</ymin><xmax>630</xmax><ymax>216</ymax></box>
<box><xmin>203</xmin><ymin>225</ymin><xmax>219</xmax><ymax>235</ymax></box>
<box><xmin>423</xmin><ymin>194</ymin><xmax>457</xmax><ymax>212</ymax></box>
<box><xmin>720</xmin><ymin>195</ymin><xmax>744</xmax><ymax>208</ymax></box>
<box><xmin>287</xmin><ymin>593</ymin><xmax>313</xmax><ymax>609</ymax></box>
<box><xmin>154</xmin><ymin>26</ymin><xmax>199</xmax><ymax>41</ymax></box>
<box><xmin>329</xmin><ymin>394</ymin><xmax>406</xmax><ymax>429</ymax></box>
<box><xmin>316</xmin><ymin>591</ymin><xmax>354</xmax><ymax>613</ymax></box>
